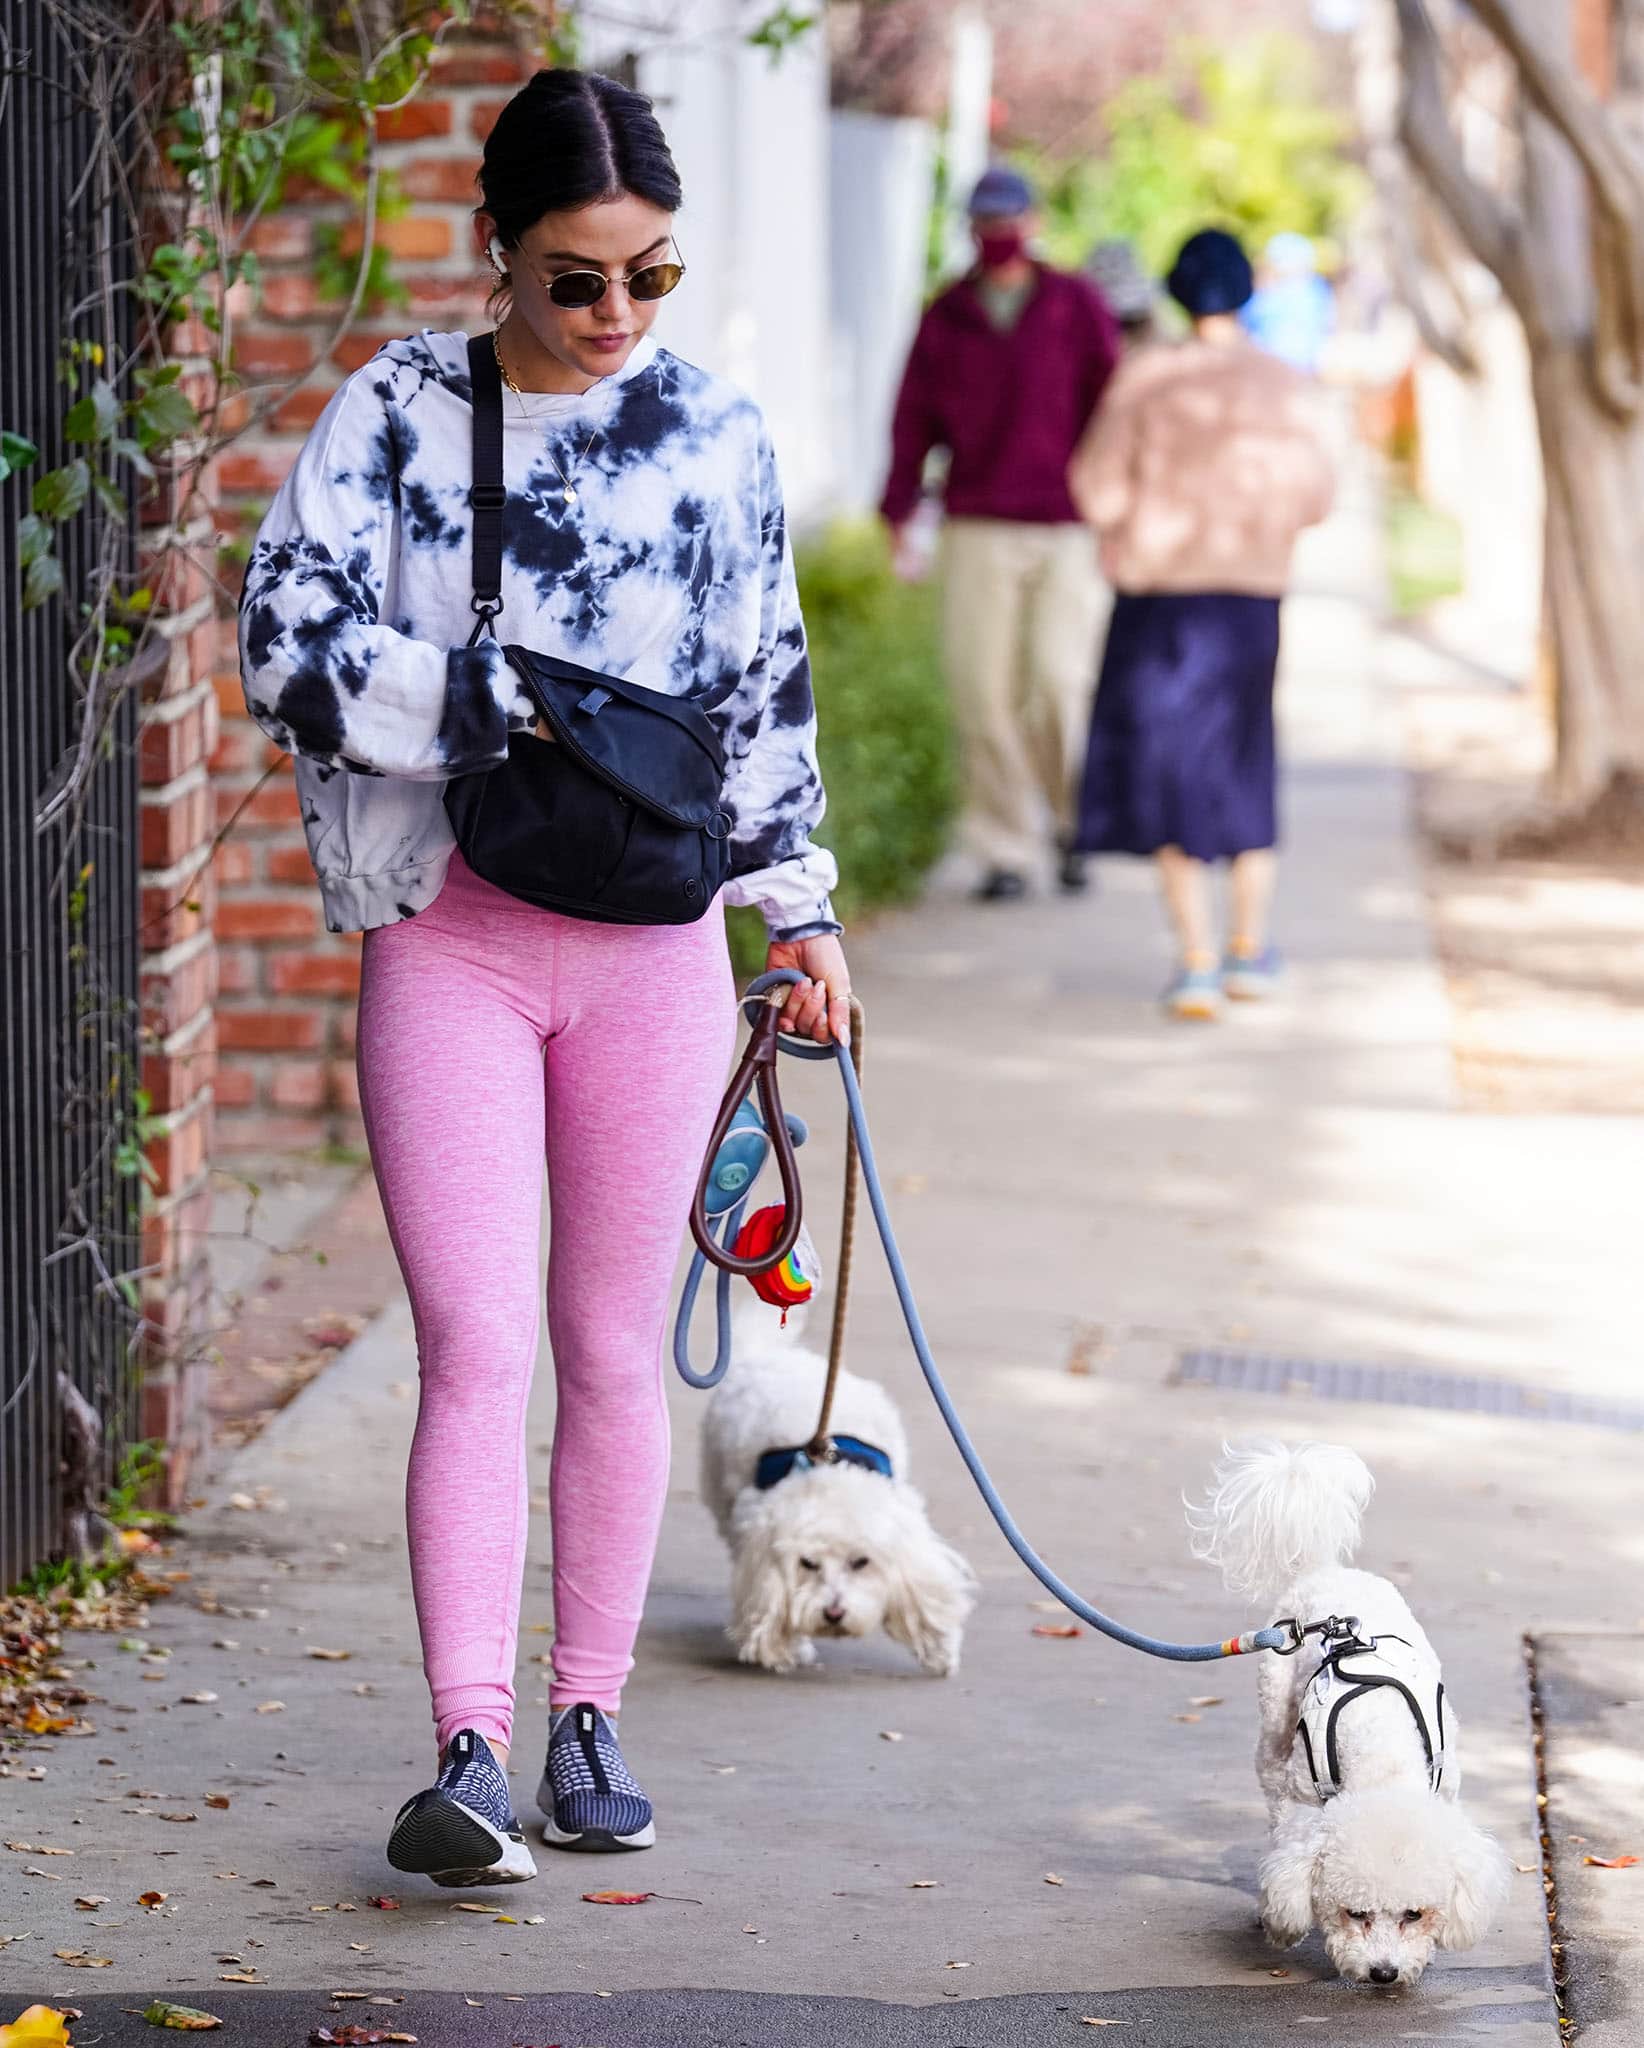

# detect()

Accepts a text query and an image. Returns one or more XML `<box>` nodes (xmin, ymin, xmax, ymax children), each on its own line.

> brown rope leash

<box><xmin>807</xmin><ymin>995</ymin><xmax>864</xmax><ymax>1459</ymax></box>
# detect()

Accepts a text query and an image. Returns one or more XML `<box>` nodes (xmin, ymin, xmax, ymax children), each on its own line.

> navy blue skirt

<box><xmin>1075</xmin><ymin>592</ymin><xmax>1281</xmax><ymax>861</ymax></box>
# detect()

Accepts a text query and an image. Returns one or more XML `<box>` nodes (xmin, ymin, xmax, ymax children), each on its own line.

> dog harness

<box><xmin>753</xmin><ymin>1435</ymin><xmax>894</xmax><ymax>1492</ymax></box>
<box><xmin>1296</xmin><ymin>1631</ymin><xmax>1449</xmax><ymax>1802</ymax></box>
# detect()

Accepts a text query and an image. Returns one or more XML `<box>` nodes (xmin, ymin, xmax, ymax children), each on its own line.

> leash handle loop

<box><xmin>688</xmin><ymin>972</ymin><xmax>807</xmax><ymax>1277</ymax></box>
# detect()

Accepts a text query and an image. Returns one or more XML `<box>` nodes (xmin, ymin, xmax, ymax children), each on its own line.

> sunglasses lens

<box><xmin>627</xmin><ymin>262</ymin><xmax>684</xmax><ymax>302</ymax></box>
<box><xmin>547</xmin><ymin>271</ymin><xmax>607</xmax><ymax>309</ymax></box>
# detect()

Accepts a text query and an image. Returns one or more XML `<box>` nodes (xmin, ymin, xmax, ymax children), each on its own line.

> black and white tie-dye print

<box><xmin>237</xmin><ymin>329</ymin><xmax>839</xmax><ymax>937</ymax></box>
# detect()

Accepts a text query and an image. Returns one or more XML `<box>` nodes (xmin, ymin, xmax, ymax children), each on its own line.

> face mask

<box><xmin>977</xmin><ymin>229</ymin><xmax>1026</xmax><ymax>269</ymax></box>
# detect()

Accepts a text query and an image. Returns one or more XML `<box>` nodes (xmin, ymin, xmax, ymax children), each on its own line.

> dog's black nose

<box><xmin>823</xmin><ymin>1603</ymin><xmax>846</xmax><ymax>1624</ymax></box>
<box><xmin>1368</xmin><ymin>1965</ymin><xmax>1399</xmax><ymax>1986</ymax></box>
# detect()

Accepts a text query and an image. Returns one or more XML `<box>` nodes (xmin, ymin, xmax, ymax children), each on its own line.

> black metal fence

<box><xmin>1</xmin><ymin>0</ymin><xmax>142</xmax><ymax>1587</ymax></box>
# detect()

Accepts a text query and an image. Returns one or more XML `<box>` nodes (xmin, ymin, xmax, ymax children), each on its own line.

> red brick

<box><xmin>405</xmin><ymin>272</ymin><xmax>485</xmax><ymax>314</ymax></box>
<box><xmin>248</xmin><ymin>217</ymin><xmax>313</xmax><ymax>261</ymax></box>
<box><xmin>170</xmin><ymin>317</ymin><xmax>216</xmax><ymax>358</ymax></box>
<box><xmin>334</xmin><ymin>1007</ymin><xmax>358</xmax><ymax>1055</ymax></box>
<box><xmin>234</xmin><ymin>329</ymin><xmax>317</xmax><ymax>377</ymax></box>
<box><xmin>400</xmin><ymin>157</ymin><xmax>484</xmax><ymax>204</ymax></box>
<box><xmin>137</xmin><ymin>540</ymin><xmax>213</xmax><ymax>615</ymax></box>
<box><xmin>215</xmin><ymin>839</ymin><xmax>257</xmax><ymax>888</ymax></box>
<box><xmin>434</xmin><ymin>44</ymin><xmax>531</xmax><ymax>85</ymax></box>
<box><xmin>220</xmin><ymin>776</ymin><xmax>302</xmax><ymax>832</ymax></box>
<box><xmin>214</xmin><ymin>1112</ymin><xmax>330</xmax><ymax>1154</ymax></box>
<box><xmin>140</xmin><ymin>778</ymin><xmax>211</xmax><ymax>868</ymax></box>
<box><xmin>270</xmin><ymin>384</ymin><xmax>335</xmax><ymax>432</ymax></box>
<box><xmin>379</xmin><ymin>98</ymin><xmax>454</xmax><ymax>142</ymax></box>
<box><xmin>216</xmin><ymin>897</ymin><xmax>319</xmax><ymax>943</ymax></box>
<box><xmin>209</xmin><ymin>723</ymin><xmax>263</xmax><ymax>776</ymax></box>
<box><xmin>470</xmin><ymin>96</ymin><xmax>510</xmax><ymax>143</ymax></box>
<box><xmin>217</xmin><ymin>1008</ymin><xmax>324</xmax><ymax>1052</ymax></box>
<box><xmin>140</xmin><ymin>868</ymin><xmax>215</xmax><ymax>951</ymax></box>
<box><xmin>142</xmin><ymin>942</ymin><xmax>214</xmax><ymax>1039</ymax></box>
<box><xmin>262</xmin><ymin>273</ymin><xmax>330</xmax><ymax>321</ymax></box>
<box><xmin>213</xmin><ymin>672</ymin><xmax>249</xmax><ymax>721</ymax></box>
<box><xmin>214</xmin><ymin>390</ymin><xmax>254</xmax><ymax>434</ymax></box>
<box><xmin>140</xmin><ymin>701</ymin><xmax>207</xmax><ymax>786</ymax></box>
<box><xmin>330</xmin><ymin>1060</ymin><xmax>362</xmax><ymax>1113</ymax></box>
<box><xmin>268</xmin><ymin>949</ymin><xmax>362</xmax><ymax>999</ymax></box>
<box><xmin>339</xmin><ymin>214</ymin><xmax>453</xmax><ymax>261</ymax></box>
<box><xmin>330</xmin><ymin>330</ymin><xmax>404</xmax><ymax>374</ymax></box>
<box><xmin>215</xmin><ymin>948</ymin><xmax>259</xmax><ymax>996</ymax></box>
<box><xmin>143</xmin><ymin>1035</ymin><xmax>216</xmax><ymax>1117</ymax></box>
<box><xmin>211</xmin><ymin>1062</ymin><xmax>258</xmax><ymax>1110</ymax></box>
<box><xmin>271</xmin><ymin>1059</ymin><xmax>328</xmax><ymax>1111</ymax></box>
<box><xmin>266</xmin><ymin>843</ymin><xmax>318</xmax><ymax>886</ymax></box>
<box><xmin>141</xmin><ymin>1180</ymin><xmax>214</xmax><ymax>1280</ymax></box>
<box><xmin>149</xmin><ymin>1099</ymin><xmax>210</xmax><ymax>1199</ymax></box>
<box><xmin>216</xmin><ymin>447</ymin><xmax>300</xmax><ymax>496</ymax></box>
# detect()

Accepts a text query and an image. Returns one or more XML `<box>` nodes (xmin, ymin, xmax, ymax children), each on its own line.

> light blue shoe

<box><xmin>1221</xmin><ymin>945</ymin><xmax>1284</xmax><ymax>1000</ymax></box>
<box><xmin>1162</xmin><ymin>964</ymin><xmax>1223</xmax><ymax>1021</ymax></box>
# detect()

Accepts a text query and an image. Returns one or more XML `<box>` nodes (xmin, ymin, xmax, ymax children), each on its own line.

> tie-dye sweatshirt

<box><xmin>237</xmin><ymin>329</ymin><xmax>839</xmax><ymax>938</ymax></box>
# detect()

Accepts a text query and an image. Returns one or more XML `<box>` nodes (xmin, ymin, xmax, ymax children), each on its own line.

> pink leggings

<box><xmin>356</xmin><ymin>852</ymin><xmax>735</xmax><ymax>1752</ymax></box>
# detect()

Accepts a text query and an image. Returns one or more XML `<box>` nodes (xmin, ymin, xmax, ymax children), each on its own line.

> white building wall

<box><xmin>585</xmin><ymin>4</ymin><xmax>834</xmax><ymax>521</ymax></box>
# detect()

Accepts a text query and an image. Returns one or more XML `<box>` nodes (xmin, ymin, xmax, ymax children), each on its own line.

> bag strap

<box><xmin>466</xmin><ymin>331</ymin><xmax>506</xmax><ymax>648</ymax></box>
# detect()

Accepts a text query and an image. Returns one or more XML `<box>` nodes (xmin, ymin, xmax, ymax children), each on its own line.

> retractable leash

<box><xmin>676</xmin><ymin>970</ymin><xmax>1300</xmax><ymax>1665</ymax></box>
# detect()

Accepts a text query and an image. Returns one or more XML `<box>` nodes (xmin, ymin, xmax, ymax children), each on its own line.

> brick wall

<box><xmin>212</xmin><ymin>28</ymin><xmax>533</xmax><ymax>1152</ymax></box>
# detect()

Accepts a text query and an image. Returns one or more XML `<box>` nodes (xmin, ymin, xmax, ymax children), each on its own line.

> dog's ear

<box><xmin>1436</xmin><ymin>1816</ymin><xmax>1511</xmax><ymax>1950</ymax></box>
<box><xmin>1258</xmin><ymin>1809</ymin><xmax>1324</xmax><ymax>1948</ymax></box>
<box><xmin>728</xmin><ymin>1521</ymin><xmax>800</xmax><ymax>1672</ymax></box>
<box><xmin>880</xmin><ymin>1496</ymin><xmax>976</xmax><ymax>1677</ymax></box>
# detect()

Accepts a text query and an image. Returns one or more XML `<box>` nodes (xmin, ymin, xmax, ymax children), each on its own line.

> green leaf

<box><xmin>0</xmin><ymin>429</ymin><xmax>40</xmax><ymax>481</ymax></box>
<box><xmin>18</xmin><ymin>512</ymin><xmax>52</xmax><ymax>565</ymax></box>
<box><xmin>113</xmin><ymin>436</ymin><xmax>158</xmax><ymax>482</ymax></box>
<box><xmin>135</xmin><ymin>383</ymin><xmax>198</xmax><ymax>450</ymax></box>
<box><xmin>32</xmin><ymin>459</ymin><xmax>91</xmax><ymax>521</ymax></box>
<box><xmin>24</xmin><ymin>551</ymin><xmax>65</xmax><ymax>609</ymax></box>
<box><xmin>94</xmin><ymin>473</ymin><xmax>129</xmax><ymax>520</ymax></box>
<box><xmin>65</xmin><ymin>380</ymin><xmax>120</xmax><ymax>443</ymax></box>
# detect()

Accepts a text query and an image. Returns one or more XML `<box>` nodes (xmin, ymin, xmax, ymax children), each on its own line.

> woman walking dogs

<box><xmin>237</xmin><ymin>69</ymin><xmax>849</xmax><ymax>1887</ymax></box>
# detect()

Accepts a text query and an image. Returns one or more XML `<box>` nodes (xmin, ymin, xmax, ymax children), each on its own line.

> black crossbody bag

<box><xmin>442</xmin><ymin>333</ymin><xmax>732</xmax><ymax>925</ymax></box>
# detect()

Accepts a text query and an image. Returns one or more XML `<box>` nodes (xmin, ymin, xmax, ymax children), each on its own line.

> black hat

<box><xmin>1166</xmin><ymin>229</ymin><xmax>1255</xmax><ymax>317</ymax></box>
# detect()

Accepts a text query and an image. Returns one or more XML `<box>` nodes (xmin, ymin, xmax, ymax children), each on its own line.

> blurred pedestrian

<box><xmin>1068</xmin><ymin>228</ymin><xmax>1336</xmax><ymax>1020</ymax></box>
<box><xmin>881</xmin><ymin>166</ymin><xmax>1121</xmax><ymax>902</ymax></box>
<box><xmin>1085</xmin><ymin>238</ymin><xmax>1161</xmax><ymax>353</ymax></box>
<box><xmin>1241</xmin><ymin>231</ymin><xmax>1336</xmax><ymax>376</ymax></box>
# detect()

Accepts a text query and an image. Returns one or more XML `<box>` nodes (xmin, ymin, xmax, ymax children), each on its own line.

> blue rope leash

<box><xmin>675</xmin><ymin>972</ymin><xmax>1295</xmax><ymax>1665</ymax></box>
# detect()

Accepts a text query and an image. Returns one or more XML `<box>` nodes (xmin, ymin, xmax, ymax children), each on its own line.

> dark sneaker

<box><xmin>538</xmin><ymin>1703</ymin><xmax>655</xmax><ymax>1852</ymax></box>
<box><xmin>973</xmin><ymin>868</ymin><xmax>1028</xmax><ymax>903</ymax></box>
<box><xmin>1057</xmin><ymin>848</ymin><xmax>1091</xmax><ymax>896</ymax></box>
<box><xmin>387</xmin><ymin>1728</ymin><xmax>536</xmax><ymax>1887</ymax></box>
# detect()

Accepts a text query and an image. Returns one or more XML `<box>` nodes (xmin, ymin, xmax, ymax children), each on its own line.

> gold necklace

<box><xmin>492</xmin><ymin>328</ymin><xmax>601</xmax><ymax>505</ymax></box>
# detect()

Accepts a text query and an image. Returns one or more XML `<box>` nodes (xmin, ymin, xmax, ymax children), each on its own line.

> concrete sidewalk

<box><xmin>14</xmin><ymin>467</ymin><xmax>1641</xmax><ymax>2042</ymax></box>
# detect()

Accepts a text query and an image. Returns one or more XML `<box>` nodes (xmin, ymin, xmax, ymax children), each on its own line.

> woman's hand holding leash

<box><xmin>765</xmin><ymin>934</ymin><xmax>851</xmax><ymax>1045</ymax></box>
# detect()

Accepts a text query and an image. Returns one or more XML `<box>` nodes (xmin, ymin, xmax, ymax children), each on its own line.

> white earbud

<box><xmin>487</xmin><ymin>237</ymin><xmax>508</xmax><ymax>275</ymax></box>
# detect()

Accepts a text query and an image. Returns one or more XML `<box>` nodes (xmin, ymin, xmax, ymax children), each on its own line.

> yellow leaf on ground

<box><xmin>0</xmin><ymin>2006</ymin><xmax>73</xmax><ymax>2048</ymax></box>
<box><xmin>142</xmin><ymin>2004</ymin><xmax>223</xmax><ymax>2031</ymax></box>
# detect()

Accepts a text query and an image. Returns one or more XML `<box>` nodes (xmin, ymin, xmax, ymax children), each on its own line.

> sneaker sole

<box><xmin>387</xmin><ymin>1790</ymin><xmax>537</xmax><ymax>1887</ymax></box>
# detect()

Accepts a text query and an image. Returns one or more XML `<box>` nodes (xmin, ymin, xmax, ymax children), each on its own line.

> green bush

<box><xmin>726</xmin><ymin>521</ymin><xmax>957</xmax><ymax>976</ymax></box>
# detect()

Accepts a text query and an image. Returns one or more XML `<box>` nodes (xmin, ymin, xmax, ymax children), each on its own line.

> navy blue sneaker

<box><xmin>537</xmin><ymin>1703</ymin><xmax>655</xmax><ymax>1852</ymax></box>
<box><xmin>387</xmin><ymin>1729</ymin><xmax>536</xmax><ymax>1887</ymax></box>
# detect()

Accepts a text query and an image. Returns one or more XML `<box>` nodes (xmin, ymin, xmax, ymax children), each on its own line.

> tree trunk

<box><xmin>1527</xmin><ymin>342</ymin><xmax>1644</xmax><ymax>831</ymax></box>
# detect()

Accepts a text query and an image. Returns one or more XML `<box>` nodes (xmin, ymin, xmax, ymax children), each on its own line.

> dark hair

<box><xmin>1166</xmin><ymin>228</ymin><xmax>1254</xmax><ymax>319</ymax></box>
<box><xmin>478</xmin><ymin>69</ymin><xmax>683</xmax><ymax>309</ymax></box>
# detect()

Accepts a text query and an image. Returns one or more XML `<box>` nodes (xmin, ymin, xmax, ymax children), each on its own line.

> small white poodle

<box><xmin>699</xmin><ymin>1306</ymin><xmax>976</xmax><ymax>1675</ymax></box>
<box><xmin>1188</xmin><ymin>1438</ymin><xmax>1511</xmax><ymax>1989</ymax></box>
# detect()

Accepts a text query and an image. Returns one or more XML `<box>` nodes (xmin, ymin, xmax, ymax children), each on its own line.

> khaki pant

<box><xmin>940</xmin><ymin>519</ymin><xmax>1110</xmax><ymax>875</ymax></box>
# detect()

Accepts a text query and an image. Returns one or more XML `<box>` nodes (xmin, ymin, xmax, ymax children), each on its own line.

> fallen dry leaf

<box><xmin>1584</xmin><ymin>1854</ymin><xmax>1640</xmax><ymax>1869</ymax></box>
<box><xmin>1032</xmin><ymin>1623</ymin><xmax>1082</xmax><ymax>1639</ymax></box>
<box><xmin>944</xmin><ymin>1959</ymin><xmax>973</xmax><ymax>1969</ymax></box>
<box><xmin>217</xmin><ymin>1972</ymin><xmax>258</xmax><ymax>1985</ymax></box>
<box><xmin>310</xmin><ymin>2029</ymin><xmax>417</xmax><ymax>2046</ymax></box>
<box><xmin>306</xmin><ymin>1648</ymin><xmax>351</xmax><ymax>1662</ymax></box>
<box><xmin>1079</xmin><ymin>2021</ymin><xmax>1132</xmax><ymax>2029</ymax></box>
<box><xmin>581</xmin><ymin>1890</ymin><xmax>655</xmax><ymax>1906</ymax></box>
<box><xmin>521</xmin><ymin>1915</ymin><xmax>545</xmax><ymax>1925</ymax></box>
<box><xmin>1189</xmin><ymin>1696</ymin><xmax>1225</xmax><ymax>1709</ymax></box>
<box><xmin>53</xmin><ymin>1951</ymin><xmax>113</xmax><ymax>1968</ymax></box>
<box><xmin>142</xmin><ymin>2003</ymin><xmax>222</xmax><ymax>2031</ymax></box>
<box><xmin>74</xmin><ymin>1896</ymin><xmax>110</xmax><ymax>1910</ymax></box>
<box><xmin>449</xmin><ymin>1903</ymin><xmax>494</xmax><ymax>1914</ymax></box>
<box><xmin>138</xmin><ymin>1892</ymin><xmax>168</xmax><ymax>1909</ymax></box>
<box><xmin>119</xmin><ymin>1529</ymin><xmax>160</xmax><ymax>1554</ymax></box>
<box><xmin>879</xmin><ymin>1730</ymin><xmax>904</xmax><ymax>1742</ymax></box>
<box><xmin>1268</xmin><ymin>1967</ymin><xmax>1291</xmax><ymax>1978</ymax></box>
<box><xmin>1044</xmin><ymin>1874</ymin><xmax>1065</xmax><ymax>1886</ymax></box>
<box><xmin>908</xmin><ymin>1880</ymin><xmax>940</xmax><ymax>1889</ymax></box>
<box><xmin>203</xmin><ymin>1795</ymin><xmax>230</xmax><ymax>1811</ymax></box>
<box><xmin>159</xmin><ymin>1813</ymin><xmax>197</xmax><ymax>1825</ymax></box>
<box><xmin>6</xmin><ymin>1845</ymin><xmax>72</xmax><ymax>1856</ymax></box>
<box><xmin>1516</xmin><ymin>1863</ymin><xmax>1539</xmax><ymax>1874</ymax></box>
<box><xmin>368</xmin><ymin>1898</ymin><xmax>400</xmax><ymax>1910</ymax></box>
<box><xmin>22</xmin><ymin>1706</ymin><xmax>75</xmax><ymax>1736</ymax></box>
<box><xmin>178</xmin><ymin>1693</ymin><xmax>218</xmax><ymax>1706</ymax></box>
<box><xmin>1174</xmin><ymin>1714</ymin><xmax>1203</xmax><ymax>1724</ymax></box>
<box><xmin>253</xmin><ymin>1701</ymin><xmax>285</xmax><ymax>1714</ymax></box>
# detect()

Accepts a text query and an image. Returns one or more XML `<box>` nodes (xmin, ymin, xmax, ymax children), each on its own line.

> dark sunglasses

<box><xmin>530</xmin><ymin>246</ymin><xmax>687</xmax><ymax>311</ymax></box>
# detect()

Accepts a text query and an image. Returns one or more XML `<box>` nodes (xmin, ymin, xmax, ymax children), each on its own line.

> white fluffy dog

<box><xmin>1188</xmin><ymin>1439</ymin><xmax>1511</xmax><ymax>1988</ymax></box>
<box><xmin>700</xmin><ymin>1307</ymin><xmax>975</xmax><ymax>1675</ymax></box>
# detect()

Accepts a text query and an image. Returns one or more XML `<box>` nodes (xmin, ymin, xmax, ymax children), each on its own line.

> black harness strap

<box><xmin>466</xmin><ymin>332</ymin><xmax>506</xmax><ymax>647</ymax></box>
<box><xmin>1300</xmin><ymin>1632</ymin><xmax>1448</xmax><ymax>1800</ymax></box>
